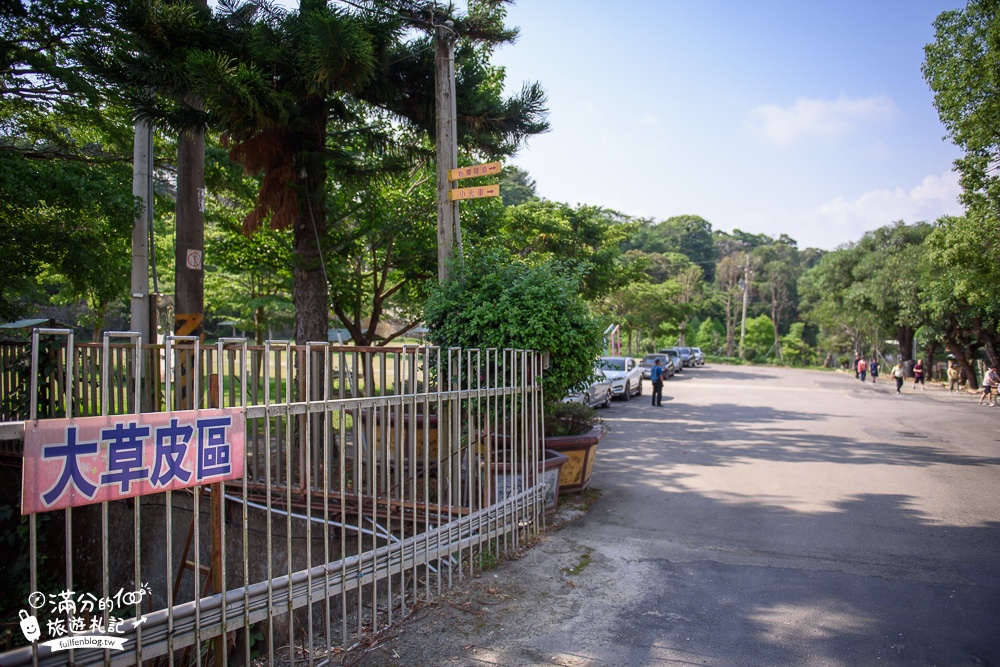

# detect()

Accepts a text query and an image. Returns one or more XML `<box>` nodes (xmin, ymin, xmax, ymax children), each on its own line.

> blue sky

<box><xmin>489</xmin><ymin>1</ymin><xmax>967</xmax><ymax>249</ymax></box>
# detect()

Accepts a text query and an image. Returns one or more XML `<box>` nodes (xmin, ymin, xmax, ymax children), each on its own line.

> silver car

<box><xmin>563</xmin><ymin>371</ymin><xmax>614</xmax><ymax>408</ymax></box>
<box><xmin>598</xmin><ymin>356</ymin><xmax>643</xmax><ymax>400</ymax></box>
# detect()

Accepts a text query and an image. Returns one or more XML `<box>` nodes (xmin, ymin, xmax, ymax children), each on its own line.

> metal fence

<box><xmin>0</xmin><ymin>330</ymin><xmax>546</xmax><ymax>666</ymax></box>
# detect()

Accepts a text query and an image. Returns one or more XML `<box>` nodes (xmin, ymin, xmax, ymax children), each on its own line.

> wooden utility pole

<box><xmin>739</xmin><ymin>253</ymin><xmax>750</xmax><ymax>358</ymax></box>
<box><xmin>130</xmin><ymin>121</ymin><xmax>153</xmax><ymax>344</ymax></box>
<box><xmin>174</xmin><ymin>0</ymin><xmax>208</xmax><ymax>409</ymax></box>
<box><xmin>174</xmin><ymin>126</ymin><xmax>205</xmax><ymax>339</ymax></box>
<box><xmin>435</xmin><ymin>19</ymin><xmax>460</xmax><ymax>283</ymax></box>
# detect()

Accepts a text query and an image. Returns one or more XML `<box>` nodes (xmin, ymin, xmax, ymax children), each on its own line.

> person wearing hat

<box><xmin>650</xmin><ymin>358</ymin><xmax>666</xmax><ymax>407</ymax></box>
<box><xmin>979</xmin><ymin>364</ymin><xmax>999</xmax><ymax>406</ymax></box>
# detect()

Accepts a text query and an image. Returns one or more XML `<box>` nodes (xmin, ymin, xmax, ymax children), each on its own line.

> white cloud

<box><xmin>745</xmin><ymin>95</ymin><xmax>897</xmax><ymax>146</ymax></box>
<box><xmin>806</xmin><ymin>171</ymin><xmax>964</xmax><ymax>247</ymax></box>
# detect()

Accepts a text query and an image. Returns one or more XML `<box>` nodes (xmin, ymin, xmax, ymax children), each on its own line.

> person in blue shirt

<box><xmin>650</xmin><ymin>358</ymin><xmax>665</xmax><ymax>406</ymax></box>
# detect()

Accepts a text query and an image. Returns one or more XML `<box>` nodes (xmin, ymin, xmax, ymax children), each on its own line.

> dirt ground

<box><xmin>335</xmin><ymin>492</ymin><xmax>601</xmax><ymax>667</ymax></box>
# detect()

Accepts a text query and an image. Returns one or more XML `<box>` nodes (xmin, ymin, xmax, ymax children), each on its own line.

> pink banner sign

<box><xmin>21</xmin><ymin>408</ymin><xmax>245</xmax><ymax>515</ymax></box>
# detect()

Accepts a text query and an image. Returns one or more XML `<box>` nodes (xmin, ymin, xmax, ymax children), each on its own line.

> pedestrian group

<box><xmin>855</xmin><ymin>353</ymin><xmax>998</xmax><ymax>406</ymax></box>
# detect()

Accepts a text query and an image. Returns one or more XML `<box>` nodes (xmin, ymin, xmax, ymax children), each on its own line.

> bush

<box><xmin>425</xmin><ymin>250</ymin><xmax>604</xmax><ymax>406</ymax></box>
<box><xmin>545</xmin><ymin>401</ymin><xmax>602</xmax><ymax>436</ymax></box>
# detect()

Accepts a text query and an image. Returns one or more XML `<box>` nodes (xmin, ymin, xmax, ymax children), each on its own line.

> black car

<box><xmin>639</xmin><ymin>353</ymin><xmax>676</xmax><ymax>379</ymax></box>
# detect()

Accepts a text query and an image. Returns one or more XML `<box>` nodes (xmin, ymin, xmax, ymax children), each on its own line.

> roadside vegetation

<box><xmin>1</xmin><ymin>0</ymin><xmax>997</xmax><ymax>388</ymax></box>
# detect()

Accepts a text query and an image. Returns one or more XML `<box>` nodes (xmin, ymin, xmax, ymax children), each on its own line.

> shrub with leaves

<box><xmin>425</xmin><ymin>250</ymin><xmax>603</xmax><ymax>407</ymax></box>
<box><xmin>545</xmin><ymin>401</ymin><xmax>602</xmax><ymax>437</ymax></box>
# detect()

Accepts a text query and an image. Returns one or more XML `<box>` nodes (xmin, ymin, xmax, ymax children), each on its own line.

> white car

<box><xmin>597</xmin><ymin>356</ymin><xmax>643</xmax><ymax>400</ymax></box>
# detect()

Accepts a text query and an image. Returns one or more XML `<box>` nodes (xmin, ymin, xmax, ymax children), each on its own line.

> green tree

<box><xmin>500</xmin><ymin>166</ymin><xmax>538</xmax><ymax>206</ymax></box>
<box><xmin>202</xmin><ymin>142</ymin><xmax>294</xmax><ymax>343</ymax></box>
<box><xmin>498</xmin><ymin>201</ymin><xmax>642</xmax><ymax>300</ymax></box>
<box><xmin>105</xmin><ymin>0</ymin><xmax>548</xmax><ymax>345</ymax></box>
<box><xmin>326</xmin><ymin>160</ymin><xmax>439</xmax><ymax>345</ymax></box>
<box><xmin>0</xmin><ymin>0</ymin><xmax>137</xmax><ymax>326</ymax></box>
<box><xmin>752</xmin><ymin>240</ymin><xmax>801</xmax><ymax>361</ymax></box>
<box><xmin>780</xmin><ymin>322</ymin><xmax>814</xmax><ymax>367</ymax></box>
<box><xmin>924</xmin><ymin>0</ymin><xmax>1000</xmax><ymax>216</ymax></box>
<box><xmin>692</xmin><ymin>317</ymin><xmax>724</xmax><ymax>355</ymax></box>
<box><xmin>0</xmin><ymin>125</ymin><xmax>136</xmax><ymax>327</ymax></box>
<box><xmin>425</xmin><ymin>250</ymin><xmax>603</xmax><ymax>405</ymax></box>
<box><xmin>743</xmin><ymin>313</ymin><xmax>775</xmax><ymax>361</ymax></box>
<box><xmin>798</xmin><ymin>221</ymin><xmax>931</xmax><ymax>365</ymax></box>
<box><xmin>714</xmin><ymin>251</ymin><xmax>746</xmax><ymax>356</ymax></box>
<box><xmin>624</xmin><ymin>214</ymin><xmax>715</xmax><ymax>281</ymax></box>
<box><xmin>923</xmin><ymin>212</ymin><xmax>1000</xmax><ymax>377</ymax></box>
<box><xmin>598</xmin><ymin>280</ymin><xmax>683</xmax><ymax>354</ymax></box>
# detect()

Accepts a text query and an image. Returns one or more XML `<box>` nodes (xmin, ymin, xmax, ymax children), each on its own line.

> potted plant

<box><xmin>543</xmin><ymin>401</ymin><xmax>607</xmax><ymax>491</ymax></box>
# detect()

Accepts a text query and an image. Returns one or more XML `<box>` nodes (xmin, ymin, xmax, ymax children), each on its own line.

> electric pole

<box><xmin>435</xmin><ymin>18</ymin><xmax>460</xmax><ymax>283</ymax></box>
<box><xmin>130</xmin><ymin>121</ymin><xmax>153</xmax><ymax>344</ymax></box>
<box><xmin>174</xmin><ymin>125</ymin><xmax>205</xmax><ymax>341</ymax></box>
<box><xmin>739</xmin><ymin>252</ymin><xmax>750</xmax><ymax>358</ymax></box>
<box><xmin>174</xmin><ymin>0</ymin><xmax>207</xmax><ymax>342</ymax></box>
<box><xmin>173</xmin><ymin>0</ymin><xmax>207</xmax><ymax>413</ymax></box>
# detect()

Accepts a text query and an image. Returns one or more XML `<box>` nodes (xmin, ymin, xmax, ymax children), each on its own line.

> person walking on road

<box><xmin>650</xmin><ymin>358</ymin><xmax>665</xmax><ymax>407</ymax></box>
<box><xmin>870</xmin><ymin>358</ymin><xmax>880</xmax><ymax>384</ymax></box>
<box><xmin>947</xmin><ymin>361</ymin><xmax>961</xmax><ymax>394</ymax></box>
<box><xmin>858</xmin><ymin>357</ymin><xmax>868</xmax><ymax>383</ymax></box>
<box><xmin>913</xmin><ymin>359</ymin><xmax>926</xmax><ymax>390</ymax></box>
<box><xmin>978</xmin><ymin>365</ymin><xmax>999</xmax><ymax>406</ymax></box>
<box><xmin>891</xmin><ymin>362</ymin><xmax>905</xmax><ymax>394</ymax></box>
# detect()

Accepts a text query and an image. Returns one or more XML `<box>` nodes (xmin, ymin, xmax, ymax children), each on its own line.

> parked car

<box><xmin>639</xmin><ymin>353</ymin><xmax>676</xmax><ymax>379</ymax></box>
<box><xmin>597</xmin><ymin>356</ymin><xmax>643</xmax><ymax>400</ymax></box>
<box><xmin>691</xmin><ymin>347</ymin><xmax>705</xmax><ymax>366</ymax></box>
<box><xmin>677</xmin><ymin>347</ymin><xmax>695</xmax><ymax>367</ymax></box>
<box><xmin>563</xmin><ymin>370</ymin><xmax>614</xmax><ymax>408</ymax></box>
<box><xmin>658</xmin><ymin>348</ymin><xmax>684</xmax><ymax>373</ymax></box>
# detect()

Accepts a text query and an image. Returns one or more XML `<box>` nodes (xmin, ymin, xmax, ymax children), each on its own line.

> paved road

<box><xmin>372</xmin><ymin>364</ymin><xmax>1000</xmax><ymax>667</ymax></box>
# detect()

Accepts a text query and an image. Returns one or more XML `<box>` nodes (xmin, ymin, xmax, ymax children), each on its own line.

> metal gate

<box><xmin>0</xmin><ymin>331</ymin><xmax>546</xmax><ymax>666</ymax></box>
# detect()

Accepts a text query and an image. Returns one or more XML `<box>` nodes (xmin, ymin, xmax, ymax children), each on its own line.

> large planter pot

<box><xmin>490</xmin><ymin>448</ymin><xmax>569</xmax><ymax>512</ymax></box>
<box><xmin>362</xmin><ymin>409</ymin><xmax>439</xmax><ymax>460</ymax></box>
<box><xmin>544</xmin><ymin>424</ymin><xmax>607</xmax><ymax>492</ymax></box>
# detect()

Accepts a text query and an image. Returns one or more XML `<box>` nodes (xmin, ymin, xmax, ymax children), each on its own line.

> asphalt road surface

<box><xmin>365</xmin><ymin>364</ymin><xmax>1000</xmax><ymax>667</ymax></box>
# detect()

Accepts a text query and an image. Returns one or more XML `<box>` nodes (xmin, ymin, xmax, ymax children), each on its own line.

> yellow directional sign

<box><xmin>449</xmin><ymin>184</ymin><xmax>500</xmax><ymax>201</ymax></box>
<box><xmin>448</xmin><ymin>161</ymin><xmax>501</xmax><ymax>181</ymax></box>
<box><xmin>174</xmin><ymin>313</ymin><xmax>204</xmax><ymax>336</ymax></box>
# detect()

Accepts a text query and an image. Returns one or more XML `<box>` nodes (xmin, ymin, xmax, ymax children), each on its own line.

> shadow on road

<box><xmin>602</xmin><ymin>488</ymin><xmax>1000</xmax><ymax>666</ymax></box>
<box><xmin>573</xmin><ymin>377</ymin><xmax>1000</xmax><ymax>666</ymax></box>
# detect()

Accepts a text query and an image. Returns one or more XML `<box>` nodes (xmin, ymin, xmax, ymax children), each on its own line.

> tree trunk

<box><xmin>944</xmin><ymin>339</ymin><xmax>980</xmax><ymax>390</ymax></box>
<box><xmin>724</xmin><ymin>293</ymin><xmax>735</xmax><ymax>357</ymax></box>
<box><xmin>897</xmin><ymin>326</ymin><xmax>914</xmax><ymax>362</ymax></box>
<box><xmin>292</xmin><ymin>101</ymin><xmax>329</xmax><ymax>346</ymax></box>
<box><xmin>770</xmin><ymin>296</ymin><xmax>782</xmax><ymax>362</ymax></box>
<box><xmin>972</xmin><ymin>317</ymin><xmax>999</xmax><ymax>368</ymax></box>
<box><xmin>923</xmin><ymin>341</ymin><xmax>937</xmax><ymax>381</ymax></box>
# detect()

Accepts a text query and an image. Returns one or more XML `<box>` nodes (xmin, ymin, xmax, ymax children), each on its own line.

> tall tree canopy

<box><xmin>924</xmin><ymin>0</ymin><xmax>1000</xmax><ymax>216</ymax></box>
<box><xmin>103</xmin><ymin>0</ymin><xmax>548</xmax><ymax>344</ymax></box>
<box><xmin>0</xmin><ymin>0</ymin><xmax>136</xmax><ymax>324</ymax></box>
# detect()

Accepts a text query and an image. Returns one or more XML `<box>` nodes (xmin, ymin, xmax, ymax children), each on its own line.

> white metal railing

<box><xmin>0</xmin><ymin>333</ymin><xmax>545</xmax><ymax>666</ymax></box>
